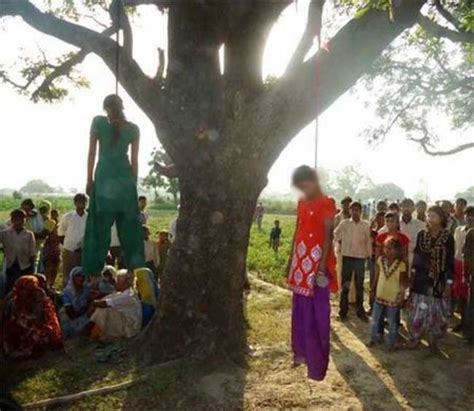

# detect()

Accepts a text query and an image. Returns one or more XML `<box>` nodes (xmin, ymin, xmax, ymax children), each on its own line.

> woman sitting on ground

<box><xmin>3</xmin><ymin>275</ymin><xmax>63</xmax><ymax>360</ymax></box>
<box><xmin>98</xmin><ymin>265</ymin><xmax>117</xmax><ymax>297</ymax></box>
<box><xmin>60</xmin><ymin>266</ymin><xmax>92</xmax><ymax>338</ymax></box>
<box><xmin>90</xmin><ymin>270</ymin><xmax>142</xmax><ymax>340</ymax></box>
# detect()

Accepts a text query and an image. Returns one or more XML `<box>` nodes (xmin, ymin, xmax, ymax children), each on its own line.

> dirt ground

<box><xmin>243</xmin><ymin>277</ymin><xmax>473</xmax><ymax>410</ymax></box>
<box><xmin>6</xmin><ymin>276</ymin><xmax>474</xmax><ymax>410</ymax></box>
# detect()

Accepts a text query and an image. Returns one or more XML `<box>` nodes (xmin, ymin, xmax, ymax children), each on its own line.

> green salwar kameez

<box><xmin>82</xmin><ymin>116</ymin><xmax>145</xmax><ymax>276</ymax></box>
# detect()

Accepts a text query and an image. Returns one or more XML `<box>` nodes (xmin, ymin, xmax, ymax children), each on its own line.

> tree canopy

<box><xmin>1</xmin><ymin>0</ymin><xmax>472</xmax><ymax>156</ymax></box>
<box><xmin>20</xmin><ymin>179</ymin><xmax>55</xmax><ymax>194</ymax></box>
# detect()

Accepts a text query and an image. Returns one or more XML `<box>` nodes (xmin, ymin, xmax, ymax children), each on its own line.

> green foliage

<box><xmin>12</xmin><ymin>190</ymin><xmax>22</xmax><ymax>200</ymax></box>
<box><xmin>143</xmin><ymin>148</ymin><xmax>180</xmax><ymax>205</ymax></box>
<box><xmin>358</xmin><ymin>1</ymin><xmax>474</xmax><ymax>152</ymax></box>
<box><xmin>247</xmin><ymin>215</ymin><xmax>295</xmax><ymax>286</ymax></box>
<box><xmin>455</xmin><ymin>186</ymin><xmax>474</xmax><ymax>203</ymax></box>
<box><xmin>357</xmin><ymin>182</ymin><xmax>404</xmax><ymax>202</ymax></box>
<box><xmin>20</xmin><ymin>179</ymin><xmax>55</xmax><ymax>194</ymax></box>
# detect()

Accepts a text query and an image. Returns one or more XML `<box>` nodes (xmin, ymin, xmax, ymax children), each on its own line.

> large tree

<box><xmin>1</xmin><ymin>0</ymin><xmax>472</xmax><ymax>361</ymax></box>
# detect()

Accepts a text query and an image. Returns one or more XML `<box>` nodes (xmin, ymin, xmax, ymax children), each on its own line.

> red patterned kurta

<box><xmin>288</xmin><ymin>196</ymin><xmax>338</xmax><ymax>296</ymax></box>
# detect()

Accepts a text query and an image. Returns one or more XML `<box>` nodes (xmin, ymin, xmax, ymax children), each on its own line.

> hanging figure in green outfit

<box><xmin>82</xmin><ymin>95</ymin><xmax>145</xmax><ymax>276</ymax></box>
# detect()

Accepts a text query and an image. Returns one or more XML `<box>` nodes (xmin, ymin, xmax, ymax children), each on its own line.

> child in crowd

<box><xmin>143</xmin><ymin>225</ymin><xmax>159</xmax><ymax>279</ymax></box>
<box><xmin>375</xmin><ymin>212</ymin><xmax>409</xmax><ymax>264</ymax></box>
<box><xmin>0</xmin><ymin>209</ymin><xmax>36</xmax><ymax>293</ymax></box>
<box><xmin>368</xmin><ymin>211</ymin><xmax>386</xmax><ymax>313</ymax></box>
<box><xmin>368</xmin><ymin>237</ymin><xmax>408</xmax><ymax>351</ymax></box>
<box><xmin>42</xmin><ymin>209</ymin><xmax>62</xmax><ymax>286</ymax></box>
<box><xmin>269</xmin><ymin>220</ymin><xmax>282</xmax><ymax>253</ymax></box>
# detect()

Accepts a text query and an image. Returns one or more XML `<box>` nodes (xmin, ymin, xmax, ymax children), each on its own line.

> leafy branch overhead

<box><xmin>355</xmin><ymin>0</ymin><xmax>473</xmax><ymax>155</ymax></box>
<box><xmin>143</xmin><ymin>148</ymin><xmax>180</xmax><ymax>206</ymax></box>
<box><xmin>0</xmin><ymin>0</ymin><xmax>472</xmax><ymax>157</ymax></box>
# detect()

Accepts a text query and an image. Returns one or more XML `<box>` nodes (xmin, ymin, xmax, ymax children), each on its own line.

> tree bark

<box><xmin>158</xmin><ymin>162</ymin><xmax>266</xmax><ymax>362</ymax></box>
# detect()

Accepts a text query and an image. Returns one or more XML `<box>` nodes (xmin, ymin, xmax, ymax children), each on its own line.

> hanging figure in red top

<box><xmin>287</xmin><ymin>165</ymin><xmax>337</xmax><ymax>381</ymax></box>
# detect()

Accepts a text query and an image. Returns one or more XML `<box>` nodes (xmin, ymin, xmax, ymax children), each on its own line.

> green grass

<box><xmin>247</xmin><ymin>215</ymin><xmax>295</xmax><ymax>286</ymax></box>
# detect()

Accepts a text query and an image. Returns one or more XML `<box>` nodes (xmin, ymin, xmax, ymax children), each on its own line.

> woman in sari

<box><xmin>3</xmin><ymin>275</ymin><xmax>63</xmax><ymax>360</ymax></box>
<box><xmin>90</xmin><ymin>270</ymin><xmax>142</xmax><ymax>340</ymax></box>
<box><xmin>59</xmin><ymin>266</ymin><xmax>91</xmax><ymax>338</ymax></box>
<box><xmin>407</xmin><ymin>205</ymin><xmax>455</xmax><ymax>352</ymax></box>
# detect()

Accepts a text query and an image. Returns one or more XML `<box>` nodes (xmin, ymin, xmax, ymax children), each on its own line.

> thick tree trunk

<box><xmin>158</xmin><ymin>163</ymin><xmax>266</xmax><ymax>362</ymax></box>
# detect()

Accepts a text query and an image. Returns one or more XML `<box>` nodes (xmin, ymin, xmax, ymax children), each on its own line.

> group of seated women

<box><xmin>2</xmin><ymin>266</ymin><xmax>158</xmax><ymax>361</ymax></box>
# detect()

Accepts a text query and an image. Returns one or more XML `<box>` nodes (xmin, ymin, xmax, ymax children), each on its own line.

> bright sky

<box><xmin>0</xmin><ymin>2</ymin><xmax>471</xmax><ymax>200</ymax></box>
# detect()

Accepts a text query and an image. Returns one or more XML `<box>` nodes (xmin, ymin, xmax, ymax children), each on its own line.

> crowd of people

<box><xmin>1</xmin><ymin>163</ymin><xmax>472</xmax><ymax>385</ymax></box>
<box><xmin>286</xmin><ymin>165</ymin><xmax>473</xmax><ymax>381</ymax></box>
<box><xmin>0</xmin><ymin>195</ymin><xmax>171</xmax><ymax>361</ymax></box>
<box><xmin>333</xmin><ymin>196</ymin><xmax>473</xmax><ymax>349</ymax></box>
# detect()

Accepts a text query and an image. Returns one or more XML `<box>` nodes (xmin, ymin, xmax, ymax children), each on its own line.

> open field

<box><xmin>4</xmin><ymin>276</ymin><xmax>473</xmax><ymax>410</ymax></box>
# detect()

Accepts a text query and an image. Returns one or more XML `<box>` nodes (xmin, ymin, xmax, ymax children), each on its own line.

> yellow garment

<box><xmin>375</xmin><ymin>257</ymin><xmax>406</xmax><ymax>306</ymax></box>
<box><xmin>36</xmin><ymin>217</ymin><xmax>56</xmax><ymax>251</ymax></box>
<box><xmin>134</xmin><ymin>268</ymin><xmax>157</xmax><ymax>306</ymax></box>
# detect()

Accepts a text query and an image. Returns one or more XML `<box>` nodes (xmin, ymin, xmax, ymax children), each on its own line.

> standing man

<box><xmin>335</xmin><ymin>196</ymin><xmax>352</xmax><ymax>228</ymax></box>
<box><xmin>453</xmin><ymin>198</ymin><xmax>467</xmax><ymax>228</ymax></box>
<box><xmin>334</xmin><ymin>202</ymin><xmax>372</xmax><ymax>321</ymax></box>
<box><xmin>58</xmin><ymin>194</ymin><xmax>88</xmax><ymax>286</ymax></box>
<box><xmin>335</xmin><ymin>196</ymin><xmax>352</xmax><ymax>292</ymax></box>
<box><xmin>376</xmin><ymin>200</ymin><xmax>388</xmax><ymax>215</ymax></box>
<box><xmin>415</xmin><ymin>200</ymin><xmax>427</xmax><ymax>223</ymax></box>
<box><xmin>0</xmin><ymin>209</ymin><xmax>36</xmax><ymax>293</ymax></box>
<box><xmin>399</xmin><ymin>198</ymin><xmax>425</xmax><ymax>270</ymax></box>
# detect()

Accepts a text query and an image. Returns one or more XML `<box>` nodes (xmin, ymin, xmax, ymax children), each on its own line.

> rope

<box><xmin>314</xmin><ymin>34</ymin><xmax>321</xmax><ymax>168</ymax></box>
<box><xmin>115</xmin><ymin>0</ymin><xmax>121</xmax><ymax>95</ymax></box>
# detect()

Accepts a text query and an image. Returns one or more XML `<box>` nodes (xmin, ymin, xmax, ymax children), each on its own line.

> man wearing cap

<box><xmin>58</xmin><ymin>194</ymin><xmax>88</xmax><ymax>286</ymax></box>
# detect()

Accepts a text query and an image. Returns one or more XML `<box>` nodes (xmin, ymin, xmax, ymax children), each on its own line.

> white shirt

<box><xmin>144</xmin><ymin>240</ymin><xmax>159</xmax><ymax>266</ymax></box>
<box><xmin>334</xmin><ymin>218</ymin><xmax>372</xmax><ymax>259</ymax></box>
<box><xmin>58</xmin><ymin>210</ymin><xmax>87</xmax><ymax>252</ymax></box>
<box><xmin>399</xmin><ymin>216</ymin><xmax>426</xmax><ymax>255</ymax></box>
<box><xmin>0</xmin><ymin>227</ymin><xmax>36</xmax><ymax>269</ymax></box>
<box><xmin>454</xmin><ymin>226</ymin><xmax>470</xmax><ymax>260</ymax></box>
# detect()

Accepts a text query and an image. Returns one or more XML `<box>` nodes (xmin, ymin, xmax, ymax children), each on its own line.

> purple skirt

<box><xmin>291</xmin><ymin>285</ymin><xmax>330</xmax><ymax>381</ymax></box>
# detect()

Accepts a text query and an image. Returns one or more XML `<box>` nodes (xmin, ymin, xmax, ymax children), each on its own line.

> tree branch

<box><xmin>409</xmin><ymin>128</ymin><xmax>474</xmax><ymax>156</ymax></box>
<box><xmin>31</xmin><ymin>50</ymin><xmax>88</xmax><ymax>102</ymax></box>
<box><xmin>231</xmin><ymin>0</ymin><xmax>427</xmax><ymax>170</ymax></box>
<box><xmin>434</xmin><ymin>0</ymin><xmax>462</xmax><ymax>31</ymax></box>
<box><xmin>155</xmin><ymin>47</ymin><xmax>165</xmax><ymax>81</ymax></box>
<box><xmin>418</xmin><ymin>14</ymin><xmax>474</xmax><ymax>44</ymax></box>
<box><xmin>0</xmin><ymin>0</ymin><xmax>163</xmax><ymax>119</ymax></box>
<box><xmin>286</xmin><ymin>0</ymin><xmax>325</xmax><ymax>73</ymax></box>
